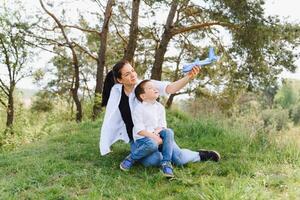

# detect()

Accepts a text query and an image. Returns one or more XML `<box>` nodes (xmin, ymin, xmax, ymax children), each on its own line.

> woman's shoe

<box><xmin>199</xmin><ymin>150</ymin><xmax>221</xmax><ymax>162</ymax></box>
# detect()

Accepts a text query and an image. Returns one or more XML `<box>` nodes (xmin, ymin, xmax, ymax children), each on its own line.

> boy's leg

<box><xmin>120</xmin><ymin>137</ymin><xmax>158</xmax><ymax>171</ymax></box>
<box><xmin>159</xmin><ymin>128</ymin><xmax>175</xmax><ymax>177</ymax></box>
<box><xmin>159</xmin><ymin>129</ymin><xmax>174</xmax><ymax>163</ymax></box>
<box><xmin>131</xmin><ymin>137</ymin><xmax>159</xmax><ymax>160</ymax></box>
<box><xmin>140</xmin><ymin>151</ymin><xmax>162</xmax><ymax>167</ymax></box>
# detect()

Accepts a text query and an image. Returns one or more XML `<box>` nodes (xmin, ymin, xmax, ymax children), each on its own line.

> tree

<box><xmin>147</xmin><ymin>0</ymin><xmax>299</xmax><ymax>95</ymax></box>
<box><xmin>0</xmin><ymin>8</ymin><xmax>33</xmax><ymax>132</ymax></box>
<box><xmin>39</xmin><ymin>0</ymin><xmax>83</xmax><ymax>122</ymax></box>
<box><xmin>92</xmin><ymin>0</ymin><xmax>115</xmax><ymax>120</ymax></box>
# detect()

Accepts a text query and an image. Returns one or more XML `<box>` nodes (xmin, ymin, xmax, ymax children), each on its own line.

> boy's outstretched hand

<box><xmin>188</xmin><ymin>66</ymin><xmax>201</xmax><ymax>80</ymax></box>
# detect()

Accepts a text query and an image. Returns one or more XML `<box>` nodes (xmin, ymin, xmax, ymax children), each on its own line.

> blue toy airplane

<box><xmin>182</xmin><ymin>47</ymin><xmax>219</xmax><ymax>73</ymax></box>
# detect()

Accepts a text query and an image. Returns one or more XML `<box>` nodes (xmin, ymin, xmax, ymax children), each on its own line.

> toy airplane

<box><xmin>182</xmin><ymin>47</ymin><xmax>219</xmax><ymax>73</ymax></box>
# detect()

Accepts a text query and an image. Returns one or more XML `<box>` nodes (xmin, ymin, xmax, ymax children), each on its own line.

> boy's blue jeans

<box><xmin>130</xmin><ymin>129</ymin><xmax>173</xmax><ymax>164</ymax></box>
<box><xmin>130</xmin><ymin>129</ymin><xmax>200</xmax><ymax>166</ymax></box>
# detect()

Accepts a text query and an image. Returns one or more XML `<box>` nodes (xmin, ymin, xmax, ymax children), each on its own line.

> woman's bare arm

<box><xmin>166</xmin><ymin>67</ymin><xmax>200</xmax><ymax>94</ymax></box>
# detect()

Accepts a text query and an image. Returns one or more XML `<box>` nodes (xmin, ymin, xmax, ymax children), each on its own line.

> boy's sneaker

<box><xmin>199</xmin><ymin>150</ymin><xmax>221</xmax><ymax>162</ymax></box>
<box><xmin>120</xmin><ymin>155</ymin><xmax>135</xmax><ymax>171</ymax></box>
<box><xmin>161</xmin><ymin>162</ymin><xmax>174</xmax><ymax>178</ymax></box>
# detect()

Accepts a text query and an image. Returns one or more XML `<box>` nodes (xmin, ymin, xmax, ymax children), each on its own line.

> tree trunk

<box><xmin>71</xmin><ymin>50</ymin><xmax>82</xmax><ymax>122</ymax></box>
<box><xmin>165</xmin><ymin>47</ymin><xmax>183</xmax><ymax>109</ymax></box>
<box><xmin>123</xmin><ymin>0</ymin><xmax>140</xmax><ymax>63</ymax></box>
<box><xmin>6</xmin><ymin>86</ymin><xmax>14</xmax><ymax>130</ymax></box>
<box><xmin>165</xmin><ymin>93</ymin><xmax>175</xmax><ymax>109</ymax></box>
<box><xmin>150</xmin><ymin>1</ymin><xmax>178</xmax><ymax>80</ymax></box>
<box><xmin>92</xmin><ymin>0</ymin><xmax>115</xmax><ymax>120</ymax></box>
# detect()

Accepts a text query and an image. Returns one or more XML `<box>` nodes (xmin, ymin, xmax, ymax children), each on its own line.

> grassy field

<box><xmin>0</xmin><ymin>112</ymin><xmax>299</xmax><ymax>200</ymax></box>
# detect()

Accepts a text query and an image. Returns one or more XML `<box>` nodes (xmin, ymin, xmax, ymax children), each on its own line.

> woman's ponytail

<box><xmin>101</xmin><ymin>60</ymin><xmax>129</xmax><ymax>107</ymax></box>
<box><xmin>101</xmin><ymin>70</ymin><xmax>115</xmax><ymax>107</ymax></box>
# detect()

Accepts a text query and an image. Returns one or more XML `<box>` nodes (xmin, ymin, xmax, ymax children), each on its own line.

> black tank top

<box><xmin>118</xmin><ymin>86</ymin><xmax>134</xmax><ymax>141</ymax></box>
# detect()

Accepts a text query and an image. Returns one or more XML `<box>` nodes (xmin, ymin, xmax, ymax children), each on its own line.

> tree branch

<box><xmin>39</xmin><ymin>0</ymin><xmax>72</xmax><ymax>49</ymax></box>
<box><xmin>24</xmin><ymin>29</ymin><xmax>66</xmax><ymax>47</ymax></box>
<box><xmin>23</xmin><ymin>39</ymin><xmax>67</xmax><ymax>58</ymax></box>
<box><xmin>15</xmin><ymin>72</ymin><xmax>32</xmax><ymax>84</ymax></box>
<box><xmin>0</xmin><ymin>81</ymin><xmax>9</xmax><ymax>96</ymax></box>
<box><xmin>112</xmin><ymin>21</ymin><xmax>128</xmax><ymax>45</ymax></box>
<box><xmin>171</xmin><ymin>22</ymin><xmax>238</xmax><ymax>36</ymax></box>
<box><xmin>72</xmin><ymin>41</ymin><xmax>98</xmax><ymax>61</ymax></box>
<box><xmin>0</xmin><ymin>37</ymin><xmax>13</xmax><ymax>83</ymax></box>
<box><xmin>0</xmin><ymin>96</ymin><xmax>7</xmax><ymax>107</ymax></box>
<box><xmin>62</xmin><ymin>25</ymin><xmax>101</xmax><ymax>36</ymax></box>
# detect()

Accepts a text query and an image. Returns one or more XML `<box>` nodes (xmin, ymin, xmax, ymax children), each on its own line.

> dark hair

<box><xmin>135</xmin><ymin>80</ymin><xmax>151</xmax><ymax>102</ymax></box>
<box><xmin>101</xmin><ymin>60</ymin><xmax>130</xmax><ymax>107</ymax></box>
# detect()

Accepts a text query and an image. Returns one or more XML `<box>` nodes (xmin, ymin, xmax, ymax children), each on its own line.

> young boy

<box><xmin>120</xmin><ymin>80</ymin><xmax>175</xmax><ymax>177</ymax></box>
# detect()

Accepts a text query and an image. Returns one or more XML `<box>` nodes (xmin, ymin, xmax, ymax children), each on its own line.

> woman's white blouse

<box><xmin>99</xmin><ymin>80</ymin><xmax>169</xmax><ymax>155</ymax></box>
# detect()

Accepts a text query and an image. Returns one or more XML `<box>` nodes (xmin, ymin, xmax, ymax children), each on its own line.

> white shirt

<box><xmin>99</xmin><ymin>79</ymin><xmax>169</xmax><ymax>155</ymax></box>
<box><xmin>132</xmin><ymin>101</ymin><xmax>167</xmax><ymax>141</ymax></box>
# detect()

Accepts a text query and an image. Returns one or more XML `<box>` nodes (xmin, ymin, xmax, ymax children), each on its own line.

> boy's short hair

<box><xmin>135</xmin><ymin>79</ymin><xmax>151</xmax><ymax>102</ymax></box>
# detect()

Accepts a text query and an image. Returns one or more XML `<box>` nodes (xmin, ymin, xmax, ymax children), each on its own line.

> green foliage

<box><xmin>275</xmin><ymin>81</ymin><xmax>298</xmax><ymax>109</ymax></box>
<box><xmin>261</xmin><ymin>108</ymin><xmax>289</xmax><ymax>132</ymax></box>
<box><xmin>291</xmin><ymin>103</ymin><xmax>300</xmax><ymax>125</ymax></box>
<box><xmin>30</xmin><ymin>91</ymin><xmax>54</xmax><ymax>112</ymax></box>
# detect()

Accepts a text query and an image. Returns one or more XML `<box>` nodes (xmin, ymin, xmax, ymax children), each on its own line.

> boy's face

<box><xmin>141</xmin><ymin>81</ymin><xmax>159</xmax><ymax>101</ymax></box>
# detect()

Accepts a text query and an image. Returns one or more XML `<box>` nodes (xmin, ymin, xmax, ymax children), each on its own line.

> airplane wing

<box><xmin>182</xmin><ymin>47</ymin><xmax>220</xmax><ymax>73</ymax></box>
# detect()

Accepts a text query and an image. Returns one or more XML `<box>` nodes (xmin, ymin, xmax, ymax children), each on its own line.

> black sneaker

<box><xmin>199</xmin><ymin>150</ymin><xmax>221</xmax><ymax>162</ymax></box>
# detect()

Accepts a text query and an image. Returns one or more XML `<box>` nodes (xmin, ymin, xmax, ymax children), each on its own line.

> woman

<box><xmin>99</xmin><ymin>60</ymin><xmax>220</xmax><ymax>167</ymax></box>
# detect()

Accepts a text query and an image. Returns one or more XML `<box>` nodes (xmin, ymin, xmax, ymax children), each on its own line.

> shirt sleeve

<box><xmin>151</xmin><ymin>79</ymin><xmax>170</xmax><ymax>97</ymax></box>
<box><xmin>132</xmin><ymin>104</ymin><xmax>146</xmax><ymax>135</ymax></box>
<box><xmin>158</xmin><ymin>103</ymin><xmax>167</xmax><ymax>128</ymax></box>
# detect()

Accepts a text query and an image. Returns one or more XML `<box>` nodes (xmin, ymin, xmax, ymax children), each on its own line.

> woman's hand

<box><xmin>166</xmin><ymin>66</ymin><xmax>201</xmax><ymax>94</ymax></box>
<box><xmin>188</xmin><ymin>66</ymin><xmax>201</xmax><ymax>80</ymax></box>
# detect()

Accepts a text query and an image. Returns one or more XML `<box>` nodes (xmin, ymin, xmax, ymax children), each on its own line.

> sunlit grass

<box><xmin>0</xmin><ymin>111</ymin><xmax>299</xmax><ymax>199</ymax></box>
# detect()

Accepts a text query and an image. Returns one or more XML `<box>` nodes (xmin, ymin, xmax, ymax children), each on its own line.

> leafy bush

<box><xmin>261</xmin><ymin>108</ymin><xmax>289</xmax><ymax>132</ymax></box>
<box><xmin>291</xmin><ymin>103</ymin><xmax>300</xmax><ymax>125</ymax></box>
<box><xmin>274</xmin><ymin>81</ymin><xmax>297</xmax><ymax>109</ymax></box>
<box><xmin>30</xmin><ymin>91</ymin><xmax>54</xmax><ymax>112</ymax></box>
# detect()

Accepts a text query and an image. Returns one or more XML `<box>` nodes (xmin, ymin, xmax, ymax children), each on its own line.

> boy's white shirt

<box><xmin>132</xmin><ymin>101</ymin><xmax>167</xmax><ymax>141</ymax></box>
<box><xmin>99</xmin><ymin>79</ymin><xmax>169</xmax><ymax>155</ymax></box>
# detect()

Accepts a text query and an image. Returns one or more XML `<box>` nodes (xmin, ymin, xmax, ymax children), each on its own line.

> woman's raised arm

<box><xmin>166</xmin><ymin>66</ymin><xmax>200</xmax><ymax>94</ymax></box>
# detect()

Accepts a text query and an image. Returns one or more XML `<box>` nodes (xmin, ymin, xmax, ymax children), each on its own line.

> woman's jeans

<box><xmin>130</xmin><ymin>129</ymin><xmax>200</xmax><ymax>167</ymax></box>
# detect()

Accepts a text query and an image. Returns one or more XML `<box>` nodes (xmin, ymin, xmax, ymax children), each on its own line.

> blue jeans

<box><xmin>158</xmin><ymin>128</ymin><xmax>173</xmax><ymax>163</ymax></box>
<box><xmin>131</xmin><ymin>129</ymin><xmax>200</xmax><ymax>167</ymax></box>
<box><xmin>130</xmin><ymin>137</ymin><xmax>158</xmax><ymax>161</ymax></box>
<box><xmin>130</xmin><ymin>129</ymin><xmax>173</xmax><ymax>164</ymax></box>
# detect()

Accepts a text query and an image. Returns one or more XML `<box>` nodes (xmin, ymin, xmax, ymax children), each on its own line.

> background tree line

<box><xmin>0</xmin><ymin>0</ymin><xmax>299</xmax><ymax>134</ymax></box>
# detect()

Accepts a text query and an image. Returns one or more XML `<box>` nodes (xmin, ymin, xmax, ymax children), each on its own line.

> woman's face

<box><xmin>117</xmin><ymin>63</ymin><xmax>138</xmax><ymax>86</ymax></box>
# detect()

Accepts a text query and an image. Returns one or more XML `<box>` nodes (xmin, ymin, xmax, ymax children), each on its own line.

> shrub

<box><xmin>291</xmin><ymin>103</ymin><xmax>300</xmax><ymax>125</ymax></box>
<box><xmin>30</xmin><ymin>91</ymin><xmax>54</xmax><ymax>112</ymax></box>
<box><xmin>261</xmin><ymin>108</ymin><xmax>289</xmax><ymax>132</ymax></box>
<box><xmin>274</xmin><ymin>81</ymin><xmax>297</xmax><ymax>109</ymax></box>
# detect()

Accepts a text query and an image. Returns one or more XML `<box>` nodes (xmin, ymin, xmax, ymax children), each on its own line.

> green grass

<box><xmin>0</xmin><ymin>112</ymin><xmax>299</xmax><ymax>200</ymax></box>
